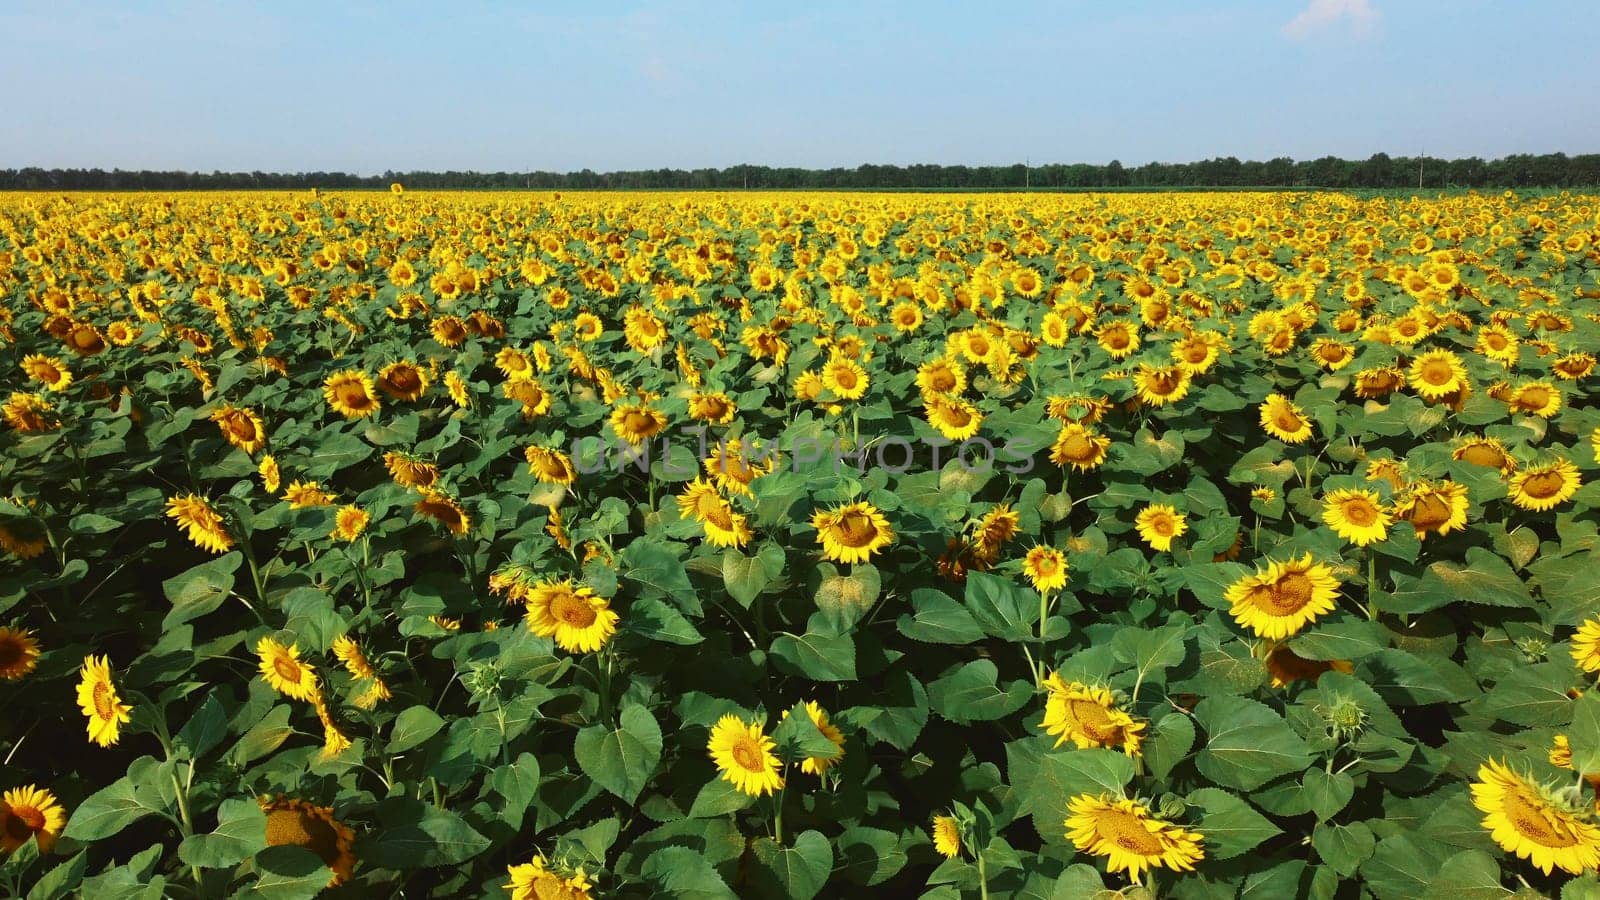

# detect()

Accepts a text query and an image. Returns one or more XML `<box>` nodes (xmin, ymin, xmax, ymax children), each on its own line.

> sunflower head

<box><xmin>259</xmin><ymin>797</ymin><xmax>357</xmax><ymax>886</ymax></box>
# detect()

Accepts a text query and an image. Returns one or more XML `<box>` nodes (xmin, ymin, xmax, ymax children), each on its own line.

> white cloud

<box><xmin>1283</xmin><ymin>0</ymin><xmax>1378</xmax><ymax>39</ymax></box>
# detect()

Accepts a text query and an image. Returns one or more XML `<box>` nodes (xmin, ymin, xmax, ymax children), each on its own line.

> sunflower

<box><xmin>506</xmin><ymin>855</ymin><xmax>593</xmax><ymax>900</ymax></box>
<box><xmin>415</xmin><ymin>490</ymin><xmax>471</xmax><ymax>535</ymax></box>
<box><xmin>1574</xmin><ymin>619</ymin><xmax>1600</xmax><ymax>673</ymax></box>
<box><xmin>331</xmin><ymin>635</ymin><xmax>378</xmax><ymax>681</ymax></box>
<box><xmin>1094</xmin><ymin>321</ymin><xmax>1140</xmax><ymax>359</ymax></box>
<box><xmin>1308</xmin><ymin>338</ymin><xmax>1355</xmax><ymax>372</ymax></box>
<box><xmin>1476</xmin><ymin>323</ymin><xmax>1521</xmax><ymax>365</ymax></box>
<box><xmin>376</xmin><ymin>361</ymin><xmax>429</xmax><ymax>402</ymax></box>
<box><xmin>1408</xmin><ymin>349</ymin><xmax>1469</xmax><ymax>400</ymax></box>
<box><xmin>1132</xmin><ymin>364</ymin><xmax>1191</xmax><ymax>407</ymax></box>
<box><xmin>331</xmin><ymin>505</ymin><xmax>369</xmax><ymax>542</ymax></box>
<box><xmin>3</xmin><ymin>392</ymin><xmax>59</xmax><ymax>432</ymax></box>
<box><xmin>0</xmin><ymin>785</ymin><xmax>66</xmax><ymax>854</ymax></box>
<box><xmin>676</xmin><ymin>479</ymin><xmax>752</xmax><ymax>549</ymax></box>
<box><xmin>76</xmin><ymin>655</ymin><xmax>132</xmax><ymax>747</ymax></box>
<box><xmin>1024</xmin><ymin>546</ymin><xmax>1069</xmax><ymax>593</ymax></box>
<box><xmin>431</xmin><ymin>315</ymin><xmax>469</xmax><ymax>347</ymax></box>
<box><xmin>1509</xmin><ymin>459</ymin><xmax>1580</xmax><ymax>512</ymax></box>
<box><xmin>916</xmin><ymin>357</ymin><xmax>967</xmax><ymax>398</ymax></box>
<box><xmin>1225</xmin><ymin>554</ymin><xmax>1340</xmax><ymax>640</ymax></box>
<box><xmin>525</xmin><ymin>579</ymin><xmax>618</xmax><ymax>654</ymax></box>
<box><xmin>623</xmin><ymin>307</ymin><xmax>667</xmax><ymax>353</ymax></box>
<box><xmin>0</xmin><ymin>626</ymin><xmax>41</xmax><ymax>680</ymax></box>
<box><xmin>21</xmin><ymin>354</ymin><xmax>72</xmax><ymax>392</ymax></box>
<box><xmin>525</xmin><ymin>445</ymin><xmax>577</xmax><ymax>485</ymax></box>
<box><xmin>1509</xmin><ymin>381</ymin><xmax>1562</xmax><ymax>418</ymax></box>
<box><xmin>1065</xmin><ymin>794</ymin><xmax>1205</xmax><ymax>884</ymax></box>
<box><xmin>313</xmin><ymin>696</ymin><xmax>352</xmax><ymax>758</ymax></box>
<box><xmin>1453</xmin><ymin>436</ymin><xmax>1516</xmax><ymax>475</ymax></box>
<box><xmin>260</xmin><ymin>797</ymin><xmax>357</xmax><ymax>886</ymax></box>
<box><xmin>704</xmin><ymin>438</ymin><xmax>775</xmax><ymax>497</ymax></box>
<box><xmin>924</xmin><ymin>395</ymin><xmax>983</xmax><ymax>441</ymax></box>
<box><xmin>1259</xmin><ymin>393</ymin><xmax>1312</xmax><ymax>444</ymax></box>
<box><xmin>210</xmin><ymin>404</ymin><xmax>266</xmax><ymax>454</ymax></box>
<box><xmin>707</xmin><ymin>714</ymin><xmax>784</xmax><ymax>797</ymax></box>
<box><xmin>253</xmin><ymin>454</ymin><xmax>280</xmax><ymax>495</ymax></box>
<box><xmin>1352</xmin><ymin>365</ymin><xmax>1405</xmax><ymax>399</ymax></box>
<box><xmin>1553</xmin><ymin>353</ymin><xmax>1596</xmax><ymax>381</ymax></box>
<box><xmin>444</xmin><ymin>371</ymin><xmax>471</xmax><ymax>407</ymax></box>
<box><xmin>1472</xmin><ymin>760</ymin><xmax>1600</xmax><ymax>876</ymax></box>
<box><xmin>1050</xmin><ymin>423</ymin><xmax>1111</xmax><ymax>471</ymax></box>
<box><xmin>931</xmin><ymin>815</ymin><xmax>962</xmax><ymax>859</ymax></box>
<box><xmin>1321</xmin><ymin>488</ymin><xmax>1392</xmax><ymax>546</ymax></box>
<box><xmin>165</xmin><ymin>493</ymin><xmax>232</xmax><ymax>553</ymax></box>
<box><xmin>495</xmin><ymin>347</ymin><xmax>533</xmax><ymax>381</ymax></box>
<box><xmin>610</xmin><ymin>403</ymin><xmax>667</xmax><ymax>445</ymax></box>
<box><xmin>812</xmin><ymin>501</ymin><xmax>894</xmax><ymax>565</ymax></box>
<box><xmin>1134</xmin><ymin>504</ymin><xmax>1187</xmax><ymax>552</ymax></box>
<box><xmin>1170</xmin><ymin>332</ymin><xmax>1222</xmax><ymax>373</ymax></box>
<box><xmin>1395</xmin><ymin>480</ymin><xmax>1470</xmax><ymax>537</ymax></box>
<box><xmin>1264</xmin><ymin>644</ymin><xmax>1354</xmax><ymax>688</ymax></box>
<box><xmin>504</xmin><ymin>379</ymin><xmax>553</xmax><ymax>418</ymax></box>
<box><xmin>257</xmin><ymin>637</ymin><xmax>320</xmax><ymax>702</ymax></box>
<box><xmin>688</xmin><ymin>391</ymin><xmax>737</xmax><ymax>425</ymax></box>
<box><xmin>284</xmin><ymin>480</ymin><xmax>334</xmax><ymax>508</ymax></box>
<box><xmin>780</xmin><ymin>701</ymin><xmax>846</xmax><ymax>775</ymax></box>
<box><xmin>323</xmin><ymin>370</ymin><xmax>381</xmax><ymax>419</ymax></box>
<box><xmin>1040</xmin><ymin>675</ymin><xmax>1146</xmax><ymax>755</ymax></box>
<box><xmin>383</xmin><ymin>450</ymin><xmax>440</xmax><ymax>489</ymax></box>
<box><xmin>821</xmin><ymin>355</ymin><xmax>870</xmax><ymax>401</ymax></box>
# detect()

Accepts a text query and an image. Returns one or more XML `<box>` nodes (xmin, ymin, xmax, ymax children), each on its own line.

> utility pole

<box><xmin>1025</xmin><ymin>158</ymin><xmax>1030</xmax><ymax>190</ymax></box>
<box><xmin>1418</xmin><ymin>152</ymin><xmax>1424</xmax><ymax>190</ymax></box>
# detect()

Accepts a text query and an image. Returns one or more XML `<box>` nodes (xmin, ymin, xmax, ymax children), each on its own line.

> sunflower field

<box><xmin>2</xmin><ymin>188</ymin><xmax>1600</xmax><ymax>899</ymax></box>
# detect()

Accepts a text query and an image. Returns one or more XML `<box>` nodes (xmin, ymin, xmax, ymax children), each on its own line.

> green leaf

<box><xmin>619</xmin><ymin>538</ymin><xmax>698</xmax><ymax>613</ymax></box>
<box><xmin>964</xmin><ymin>570</ymin><xmax>1037</xmax><ymax>640</ymax></box>
<box><xmin>1288</xmin><ymin>619</ymin><xmax>1390</xmax><ymax>661</ymax></box>
<box><xmin>388</xmin><ymin>706</ymin><xmax>445</xmax><ymax>753</ymax></box>
<box><xmin>360</xmin><ymin>798</ymin><xmax>491</xmax><ymax>868</ymax></box>
<box><xmin>1361</xmin><ymin>833</ymin><xmax>1449</xmax><ymax>900</ymax></box>
<box><xmin>178</xmin><ymin>799</ymin><xmax>268</xmax><ymax>869</ymax></box>
<box><xmin>174</xmin><ymin>690</ymin><xmax>230</xmax><ymax>760</ymax></box>
<box><xmin>897</xmin><ymin>588</ymin><xmax>985</xmax><ymax>645</ymax></box>
<box><xmin>747</xmin><ymin>831</ymin><xmax>833</xmax><ymax>900</ymax></box>
<box><xmin>770</xmin><ymin>630</ymin><xmax>856</xmax><ymax>682</ymax></box>
<box><xmin>1571</xmin><ymin>692</ymin><xmax>1600</xmax><ymax>775</ymax></box>
<box><xmin>813</xmin><ymin>563</ymin><xmax>879</xmax><ymax>630</ymax></box>
<box><xmin>62</xmin><ymin>766</ymin><xmax>169</xmax><ymax>841</ymax></box>
<box><xmin>244</xmin><ymin>846</ymin><xmax>330</xmax><ymax>900</ymax></box>
<box><xmin>1433</xmin><ymin>849</ymin><xmax>1513</xmax><ymax>899</ymax></box>
<box><xmin>623</xmin><ymin>597</ymin><xmax>705</xmax><ymax>645</ymax></box>
<box><xmin>574</xmin><ymin>703</ymin><xmax>663</xmax><ymax>803</ymax></box>
<box><xmin>640</xmin><ymin>846</ymin><xmax>737</xmax><ymax>899</ymax></box>
<box><xmin>161</xmin><ymin>552</ymin><xmax>242</xmax><ymax>628</ymax></box>
<box><xmin>1014</xmin><ymin>746</ymin><xmax>1136</xmax><ymax>844</ymax></box>
<box><xmin>770</xmin><ymin>701</ymin><xmax>845</xmax><ymax>764</ymax></box>
<box><xmin>1302</xmin><ymin>768</ymin><xmax>1355</xmax><ymax>821</ymax></box>
<box><xmin>1314</xmin><ymin>821</ymin><xmax>1376</xmax><ymax>877</ymax></box>
<box><xmin>1187</xmin><ymin>788</ymin><xmax>1281</xmax><ymax>860</ymax></box>
<box><xmin>688</xmin><ymin>778</ymin><xmax>756</xmax><ymax>819</ymax></box>
<box><xmin>1193</xmin><ymin>695</ymin><xmax>1314</xmax><ymax>790</ymax></box>
<box><xmin>835</xmin><ymin>826</ymin><xmax>907</xmax><ymax>886</ymax></box>
<box><xmin>229</xmin><ymin>705</ymin><xmax>295</xmax><ymax>766</ymax></box>
<box><xmin>928</xmin><ymin>659</ymin><xmax>1032</xmax><ymax>723</ymax></box>
<box><xmin>1145</xmin><ymin>712</ymin><xmax>1197</xmax><ymax>781</ymax></box>
<box><xmin>25</xmin><ymin>851</ymin><xmax>87</xmax><ymax>900</ymax></box>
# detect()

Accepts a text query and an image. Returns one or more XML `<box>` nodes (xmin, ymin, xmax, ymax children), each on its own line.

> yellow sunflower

<box><xmin>260</xmin><ymin>797</ymin><xmax>357</xmax><ymax>886</ymax></box>
<box><xmin>257</xmin><ymin>637</ymin><xmax>320</xmax><ymax>702</ymax></box>
<box><xmin>331</xmin><ymin>635</ymin><xmax>378</xmax><ymax>680</ymax></box>
<box><xmin>1134</xmin><ymin>504</ymin><xmax>1187</xmax><ymax>552</ymax></box>
<box><xmin>76</xmin><ymin>654</ymin><xmax>132</xmax><ymax>747</ymax></box>
<box><xmin>1024</xmin><ymin>546</ymin><xmax>1069</xmax><ymax>593</ymax></box>
<box><xmin>505</xmin><ymin>855</ymin><xmax>593</xmax><ymax>900</ymax></box>
<box><xmin>675</xmin><ymin>479</ymin><xmax>752</xmax><ymax>549</ymax></box>
<box><xmin>931</xmin><ymin>814</ymin><xmax>962</xmax><ymax>859</ymax></box>
<box><xmin>1508</xmin><ymin>459</ymin><xmax>1581</xmax><ymax>512</ymax></box>
<box><xmin>383</xmin><ymin>451</ymin><xmax>440</xmax><ymax>489</ymax></box>
<box><xmin>1453</xmin><ymin>436</ymin><xmax>1515</xmax><ymax>475</ymax></box>
<box><xmin>1132</xmin><ymin>364</ymin><xmax>1191</xmax><ymax>407</ymax></box>
<box><xmin>3</xmin><ymin>392</ymin><xmax>59</xmax><ymax>433</ymax></box>
<box><xmin>704</xmin><ymin>438</ymin><xmax>775</xmax><ymax>497</ymax></box>
<box><xmin>610</xmin><ymin>403</ymin><xmax>667</xmax><ymax>445</ymax></box>
<box><xmin>780</xmin><ymin>701</ymin><xmax>846</xmax><ymax>776</ymax></box>
<box><xmin>924</xmin><ymin>395</ymin><xmax>983</xmax><ymax>441</ymax></box>
<box><xmin>1225</xmin><ymin>554</ymin><xmax>1340</xmax><ymax>640</ymax></box>
<box><xmin>1395</xmin><ymin>479</ymin><xmax>1470</xmax><ymax>538</ymax></box>
<box><xmin>210</xmin><ymin>404</ymin><xmax>267</xmax><ymax>454</ymax></box>
<box><xmin>323</xmin><ymin>370</ymin><xmax>381</xmax><ymax>419</ymax></box>
<box><xmin>1050</xmin><ymin>423</ymin><xmax>1111</xmax><ymax>471</ymax></box>
<box><xmin>821</xmin><ymin>355</ymin><xmax>870</xmax><ymax>401</ymax></box>
<box><xmin>1408</xmin><ymin>349</ymin><xmax>1469</xmax><ymax>400</ymax></box>
<box><xmin>525</xmin><ymin>445</ymin><xmax>577</xmax><ymax>486</ymax></box>
<box><xmin>707</xmin><ymin>714</ymin><xmax>784</xmax><ymax>797</ymax></box>
<box><xmin>916</xmin><ymin>357</ymin><xmax>967</xmax><ymax>398</ymax></box>
<box><xmin>687</xmin><ymin>391</ymin><xmax>737</xmax><ymax>425</ymax></box>
<box><xmin>1264</xmin><ymin>644</ymin><xmax>1353</xmax><ymax>688</ymax></box>
<box><xmin>0</xmin><ymin>785</ymin><xmax>66</xmax><ymax>854</ymax></box>
<box><xmin>1040</xmin><ymin>674</ymin><xmax>1145</xmax><ymax>755</ymax></box>
<box><xmin>331</xmin><ymin>505</ymin><xmax>369</xmax><ymax>542</ymax></box>
<box><xmin>1065</xmin><ymin>794</ymin><xmax>1205</xmax><ymax>884</ymax></box>
<box><xmin>0</xmin><ymin>625</ymin><xmax>41</xmax><ymax>680</ymax></box>
<box><xmin>21</xmin><ymin>354</ymin><xmax>72</xmax><ymax>392</ymax></box>
<box><xmin>415</xmin><ymin>490</ymin><xmax>472</xmax><ymax>535</ymax></box>
<box><xmin>1321</xmin><ymin>488</ymin><xmax>1392</xmax><ymax>546</ymax></box>
<box><xmin>165</xmin><ymin>493</ymin><xmax>233</xmax><ymax>553</ymax></box>
<box><xmin>258</xmin><ymin>454</ymin><xmax>282</xmax><ymax>493</ymax></box>
<box><xmin>525</xmin><ymin>579</ymin><xmax>618</xmax><ymax>654</ymax></box>
<box><xmin>376</xmin><ymin>361</ymin><xmax>429</xmax><ymax>402</ymax></box>
<box><xmin>811</xmin><ymin>501</ymin><xmax>894</xmax><ymax>565</ymax></box>
<box><xmin>1259</xmin><ymin>393</ymin><xmax>1312</xmax><ymax>444</ymax></box>
<box><xmin>1573</xmin><ymin>619</ymin><xmax>1600</xmax><ymax>673</ymax></box>
<box><xmin>1472</xmin><ymin>759</ymin><xmax>1600</xmax><ymax>876</ymax></box>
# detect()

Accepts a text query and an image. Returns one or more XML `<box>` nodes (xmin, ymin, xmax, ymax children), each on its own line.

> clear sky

<box><xmin>3</xmin><ymin>0</ymin><xmax>1596</xmax><ymax>174</ymax></box>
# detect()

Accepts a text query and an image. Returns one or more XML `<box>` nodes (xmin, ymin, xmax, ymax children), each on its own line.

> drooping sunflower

<box><xmin>415</xmin><ymin>489</ymin><xmax>471</xmax><ymax>535</ymax></box>
<box><xmin>924</xmin><ymin>395</ymin><xmax>984</xmax><ymax>441</ymax></box>
<box><xmin>1308</xmin><ymin>338</ymin><xmax>1355</xmax><ymax>372</ymax></box>
<box><xmin>931</xmin><ymin>815</ymin><xmax>962</xmax><ymax>859</ymax></box>
<box><xmin>1352</xmin><ymin>365</ymin><xmax>1406</xmax><ymax>399</ymax></box>
<box><xmin>780</xmin><ymin>701</ymin><xmax>846</xmax><ymax>776</ymax></box>
<box><xmin>257</xmin><ymin>637</ymin><xmax>320</xmax><ymax>702</ymax></box>
<box><xmin>1050</xmin><ymin>423</ymin><xmax>1111</xmax><ymax>471</ymax></box>
<box><xmin>495</xmin><ymin>347</ymin><xmax>534</xmax><ymax>381</ymax></box>
<box><xmin>284</xmin><ymin>480</ymin><xmax>334</xmax><ymax>509</ymax></box>
<box><xmin>331</xmin><ymin>635</ymin><xmax>378</xmax><ymax>681</ymax></box>
<box><xmin>1321</xmin><ymin>488</ymin><xmax>1392</xmax><ymax>547</ymax></box>
<box><xmin>21</xmin><ymin>354</ymin><xmax>72</xmax><ymax>392</ymax></box>
<box><xmin>208</xmin><ymin>404</ymin><xmax>266</xmax><ymax>453</ymax></box>
<box><xmin>383</xmin><ymin>450</ymin><xmax>440</xmax><ymax>489</ymax></box>
<box><xmin>0</xmin><ymin>785</ymin><xmax>66</xmax><ymax>854</ymax></box>
<box><xmin>0</xmin><ymin>626</ymin><xmax>41</xmax><ymax>680</ymax></box>
<box><xmin>1259</xmin><ymin>393</ymin><xmax>1313</xmax><ymax>444</ymax></box>
<box><xmin>704</xmin><ymin>438</ymin><xmax>776</xmax><ymax>497</ymax></box>
<box><xmin>504</xmin><ymin>379</ymin><xmax>553</xmax><ymax>419</ymax></box>
<box><xmin>707</xmin><ymin>714</ymin><xmax>784</xmax><ymax>797</ymax></box>
<box><xmin>165</xmin><ymin>493</ymin><xmax>233</xmax><ymax>553</ymax></box>
<box><xmin>675</xmin><ymin>479</ymin><xmax>752</xmax><ymax>549</ymax></box>
<box><xmin>1132</xmin><ymin>364</ymin><xmax>1191</xmax><ymax>407</ymax></box>
<box><xmin>76</xmin><ymin>655</ymin><xmax>132</xmax><ymax>747</ymax></box>
<box><xmin>1395</xmin><ymin>479</ymin><xmax>1470</xmax><ymax>537</ymax></box>
<box><xmin>3</xmin><ymin>392</ymin><xmax>59</xmax><ymax>433</ymax></box>
<box><xmin>323</xmin><ymin>370</ymin><xmax>381</xmax><ymax>419</ymax></box>
<box><xmin>525</xmin><ymin>445</ymin><xmax>577</xmax><ymax>485</ymax></box>
<box><xmin>1453</xmin><ymin>436</ymin><xmax>1516</xmax><ymax>475</ymax></box>
<box><xmin>259</xmin><ymin>797</ymin><xmax>357</xmax><ymax>886</ymax></box>
<box><xmin>1573</xmin><ymin>619</ymin><xmax>1600</xmax><ymax>673</ymax></box>
<box><xmin>1024</xmin><ymin>546</ymin><xmax>1069</xmax><ymax>593</ymax></box>
<box><xmin>687</xmin><ymin>391</ymin><xmax>737</xmax><ymax>425</ymax></box>
<box><xmin>331</xmin><ymin>504</ymin><xmax>369</xmax><ymax>542</ymax></box>
<box><xmin>812</xmin><ymin>501</ymin><xmax>894</xmax><ymax>565</ymax></box>
<box><xmin>1065</xmin><ymin>794</ymin><xmax>1205</xmax><ymax>884</ymax></box>
<box><xmin>525</xmin><ymin>579</ymin><xmax>618</xmax><ymax>654</ymax></box>
<box><xmin>444</xmin><ymin>370</ymin><xmax>471</xmax><ymax>407</ymax></box>
<box><xmin>1040</xmin><ymin>674</ymin><xmax>1145</xmax><ymax>755</ymax></box>
<box><xmin>1225</xmin><ymin>554</ymin><xmax>1340</xmax><ymax>640</ymax></box>
<box><xmin>916</xmin><ymin>356</ymin><xmax>967</xmax><ymax>398</ymax></box>
<box><xmin>1509</xmin><ymin>381</ymin><xmax>1562</xmax><ymax>418</ymax></box>
<box><xmin>257</xmin><ymin>454</ymin><xmax>281</xmax><ymax>494</ymax></box>
<box><xmin>1094</xmin><ymin>320</ymin><xmax>1140</xmax><ymax>359</ymax></box>
<box><xmin>1508</xmin><ymin>458</ymin><xmax>1581</xmax><ymax>512</ymax></box>
<box><xmin>505</xmin><ymin>855</ymin><xmax>593</xmax><ymax>900</ymax></box>
<box><xmin>610</xmin><ymin>403</ymin><xmax>667</xmax><ymax>445</ymax></box>
<box><xmin>1408</xmin><ymin>349</ymin><xmax>1469</xmax><ymax>400</ymax></box>
<box><xmin>821</xmin><ymin>354</ymin><xmax>870</xmax><ymax>401</ymax></box>
<box><xmin>376</xmin><ymin>361</ymin><xmax>429</xmax><ymax>402</ymax></box>
<box><xmin>1264</xmin><ymin>644</ymin><xmax>1354</xmax><ymax>688</ymax></box>
<box><xmin>1471</xmin><ymin>759</ymin><xmax>1600</xmax><ymax>876</ymax></box>
<box><xmin>1134</xmin><ymin>504</ymin><xmax>1187</xmax><ymax>552</ymax></box>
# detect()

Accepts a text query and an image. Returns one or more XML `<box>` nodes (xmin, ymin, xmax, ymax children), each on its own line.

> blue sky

<box><xmin>3</xmin><ymin>0</ymin><xmax>1596</xmax><ymax>173</ymax></box>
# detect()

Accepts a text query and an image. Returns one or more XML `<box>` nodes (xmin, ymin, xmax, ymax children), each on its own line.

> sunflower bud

<box><xmin>1321</xmin><ymin>695</ymin><xmax>1368</xmax><ymax>742</ymax></box>
<box><xmin>1157</xmin><ymin>794</ymin><xmax>1187</xmax><ymax>819</ymax></box>
<box><xmin>464</xmin><ymin>662</ymin><xmax>504</xmax><ymax>701</ymax></box>
<box><xmin>1515</xmin><ymin>636</ymin><xmax>1549</xmax><ymax>662</ymax></box>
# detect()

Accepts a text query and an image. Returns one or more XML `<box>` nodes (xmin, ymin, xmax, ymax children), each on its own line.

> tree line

<box><xmin>2</xmin><ymin>153</ymin><xmax>1598</xmax><ymax>191</ymax></box>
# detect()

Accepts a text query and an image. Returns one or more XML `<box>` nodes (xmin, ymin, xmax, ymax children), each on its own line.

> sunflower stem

<box><xmin>977</xmin><ymin>850</ymin><xmax>990</xmax><ymax>900</ymax></box>
<box><xmin>1366</xmin><ymin>552</ymin><xmax>1379</xmax><ymax>619</ymax></box>
<box><xmin>773</xmin><ymin>763</ymin><xmax>789</xmax><ymax>845</ymax></box>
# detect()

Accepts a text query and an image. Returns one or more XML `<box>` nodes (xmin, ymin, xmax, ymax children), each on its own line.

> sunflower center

<box><xmin>939</xmin><ymin>403</ymin><xmax>972</xmax><ymax>428</ymax></box>
<box><xmin>1094</xmin><ymin>807</ymin><xmax>1168</xmax><ymax>856</ymax></box>
<box><xmin>1033</xmin><ymin>555</ymin><xmax>1059</xmax><ymax>576</ymax></box>
<box><xmin>730</xmin><ymin>737</ymin><xmax>763</xmax><ymax>772</ymax></box>
<box><xmin>1339</xmin><ymin>499</ymin><xmax>1378</xmax><ymax>526</ymax></box>
<box><xmin>1486</xmin><ymin>333</ymin><xmax>1508</xmax><ymax>350</ymax></box>
<box><xmin>265</xmin><ymin>807</ymin><xmax>343</xmax><ymax>864</ymax></box>
<box><xmin>549</xmin><ymin>593</ymin><xmax>597</xmax><ymax>629</ymax></box>
<box><xmin>1522</xmin><ymin>471</ymin><xmax>1566</xmax><ymax>500</ymax></box>
<box><xmin>1502</xmin><ymin>788</ymin><xmax>1580</xmax><ymax>848</ymax></box>
<box><xmin>1420</xmin><ymin>359</ymin><xmax>1455</xmax><ymax>386</ymax></box>
<box><xmin>1066</xmin><ymin>699</ymin><xmax>1122</xmax><ymax>742</ymax></box>
<box><xmin>1459</xmin><ymin>444</ymin><xmax>1505</xmax><ymax>469</ymax></box>
<box><xmin>1150</xmin><ymin>515</ymin><xmax>1175</xmax><ymax>536</ymax></box>
<box><xmin>1517</xmin><ymin>387</ymin><xmax>1550</xmax><ymax>409</ymax></box>
<box><xmin>929</xmin><ymin>369</ymin><xmax>956</xmax><ymax>392</ymax></box>
<box><xmin>388</xmin><ymin>369</ymin><xmax>420</xmax><ymax>391</ymax></box>
<box><xmin>1273</xmin><ymin>409</ymin><xmax>1303</xmax><ymax>432</ymax></box>
<box><xmin>832</xmin><ymin>367</ymin><xmax>858</xmax><ymax>390</ymax></box>
<box><xmin>1408</xmin><ymin>494</ymin><xmax>1451</xmax><ymax>530</ymax></box>
<box><xmin>834</xmin><ymin>511</ymin><xmax>880</xmax><ymax>548</ymax></box>
<box><xmin>623</xmin><ymin>411</ymin><xmax>655</xmax><ymax>433</ymax></box>
<box><xmin>92</xmin><ymin>680</ymin><xmax>114</xmax><ymax>719</ymax></box>
<box><xmin>0</xmin><ymin>638</ymin><xmax>21</xmax><ymax>668</ymax></box>
<box><xmin>337</xmin><ymin>383</ymin><xmax>373</xmax><ymax>409</ymax></box>
<box><xmin>1184</xmin><ymin>344</ymin><xmax>1209</xmax><ymax>364</ymax></box>
<box><xmin>273</xmin><ymin>657</ymin><xmax>304</xmax><ymax>685</ymax></box>
<box><xmin>1058</xmin><ymin>432</ymin><xmax>1092</xmax><ymax>460</ymax></box>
